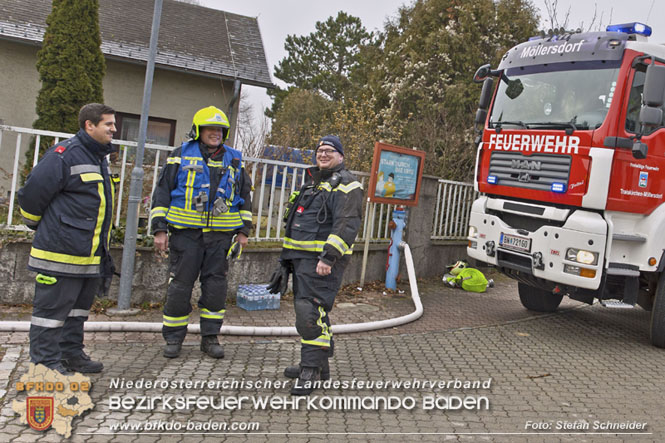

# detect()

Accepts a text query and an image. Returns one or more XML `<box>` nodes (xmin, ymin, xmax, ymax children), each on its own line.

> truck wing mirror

<box><xmin>474</xmin><ymin>78</ymin><xmax>494</xmax><ymax>128</ymax></box>
<box><xmin>632</xmin><ymin>141</ymin><xmax>648</xmax><ymax>159</ymax></box>
<box><xmin>633</xmin><ymin>62</ymin><xmax>665</xmax><ymax>159</ymax></box>
<box><xmin>478</xmin><ymin>78</ymin><xmax>494</xmax><ymax>110</ymax></box>
<box><xmin>473</xmin><ymin>64</ymin><xmax>491</xmax><ymax>83</ymax></box>
<box><xmin>632</xmin><ymin>106</ymin><xmax>661</xmax><ymax>159</ymax></box>
<box><xmin>639</xmin><ymin>106</ymin><xmax>663</xmax><ymax>126</ymax></box>
<box><xmin>643</xmin><ymin>63</ymin><xmax>665</xmax><ymax>107</ymax></box>
<box><xmin>475</xmin><ymin>109</ymin><xmax>488</xmax><ymax>127</ymax></box>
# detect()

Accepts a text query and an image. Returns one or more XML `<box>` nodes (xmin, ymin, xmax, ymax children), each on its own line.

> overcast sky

<box><xmin>199</xmin><ymin>0</ymin><xmax>665</xmax><ymax>137</ymax></box>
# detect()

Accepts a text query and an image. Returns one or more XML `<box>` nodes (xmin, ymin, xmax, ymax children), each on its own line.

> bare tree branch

<box><xmin>543</xmin><ymin>0</ymin><xmax>571</xmax><ymax>31</ymax></box>
<box><xmin>236</xmin><ymin>92</ymin><xmax>270</xmax><ymax>158</ymax></box>
<box><xmin>584</xmin><ymin>3</ymin><xmax>598</xmax><ymax>32</ymax></box>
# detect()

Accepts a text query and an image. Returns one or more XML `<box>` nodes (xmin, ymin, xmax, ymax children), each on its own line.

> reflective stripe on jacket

<box><xmin>18</xmin><ymin>130</ymin><xmax>115</xmax><ymax>276</ymax></box>
<box><xmin>282</xmin><ymin>164</ymin><xmax>363</xmax><ymax>265</ymax></box>
<box><xmin>151</xmin><ymin>141</ymin><xmax>253</xmax><ymax>233</ymax></box>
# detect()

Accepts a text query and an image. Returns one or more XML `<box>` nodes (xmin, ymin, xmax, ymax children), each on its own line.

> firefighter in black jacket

<box><xmin>18</xmin><ymin>103</ymin><xmax>117</xmax><ymax>374</ymax></box>
<box><xmin>268</xmin><ymin>135</ymin><xmax>363</xmax><ymax>395</ymax></box>
<box><xmin>151</xmin><ymin>106</ymin><xmax>252</xmax><ymax>359</ymax></box>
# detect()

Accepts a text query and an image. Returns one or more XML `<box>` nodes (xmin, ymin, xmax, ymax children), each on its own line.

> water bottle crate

<box><xmin>236</xmin><ymin>284</ymin><xmax>280</xmax><ymax>311</ymax></box>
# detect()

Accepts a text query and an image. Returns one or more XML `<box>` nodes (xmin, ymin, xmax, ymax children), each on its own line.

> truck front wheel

<box><xmin>518</xmin><ymin>283</ymin><xmax>563</xmax><ymax>312</ymax></box>
<box><xmin>650</xmin><ymin>272</ymin><xmax>665</xmax><ymax>348</ymax></box>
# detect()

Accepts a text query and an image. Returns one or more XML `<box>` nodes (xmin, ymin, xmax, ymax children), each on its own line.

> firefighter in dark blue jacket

<box><xmin>18</xmin><ymin>103</ymin><xmax>117</xmax><ymax>374</ymax></box>
<box><xmin>151</xmin><ymin>106</ymin><xmax>253</xmax><ymax>359</ymax></box>
<box><xmin>268</xmin><ymin>135</ymin><xmax>363</xmax><ymax>395</ymax></box>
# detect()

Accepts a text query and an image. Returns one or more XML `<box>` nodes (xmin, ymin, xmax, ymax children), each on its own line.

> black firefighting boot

<box><xmin>163</xmin><ymin>342</ymin><xmax>182</xmax><ymax>358</ymax></box>
<box><xmin>50</xmin><ymin>363</ymin><xmax>73</xmax><ymax>376</ymax></box>
<box><xmin>284</xmin><ymin>358</ymin><xmax>330</xmax><ymax>380</ymax></box>
<box><xmin>290</xmin><ymin>366</ymin><xmax>321</xmax><ymax>396</ymax></box>
<box><xmin>201</xmin><ymin>335</ymin><xmax>225</xmax><ymax>359</ymax></box>
<box><xmin>62</xmin><ymin>352</ymin><xmax>103</xmax><ymax>373</ymax></box>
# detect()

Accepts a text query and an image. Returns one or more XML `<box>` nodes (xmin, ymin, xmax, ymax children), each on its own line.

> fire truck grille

<box><xmin>487</xmin><ymin>210</ymin><xmax>565</xmax><ymax>232</ymax></box>
<box><xmin>488</xmin><ymin>152</ymin><xmax>572</xmax><ymax>191</ymax></box>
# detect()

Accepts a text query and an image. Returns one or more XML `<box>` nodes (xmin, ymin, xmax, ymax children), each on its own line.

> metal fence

<box><xmin>0</xmin><ymin>125</ymin><xmax>475</xmax><ymax>243</ymax></box>
<box><xmin>432</xmin><ymin>179</ymin><xmax>478</xmax><ymax>240</ymax></box>
<box><xmin>243</xmin><ymin>157</ymin><xmax>400</xmax><ymax>243</ymax></box>
<box><xmin>0</xmin><ymin>125</ymin><xmax>174</xmax><ymax>233</ymax></box>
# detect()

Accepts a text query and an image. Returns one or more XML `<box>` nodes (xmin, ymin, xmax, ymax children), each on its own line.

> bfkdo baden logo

<box><xmin>26</xmin><ymin>397</ymin><xmax>54</xmax><ymax>431</ymax></box>
<box><xmin>12</xmin><ymin>364</ymin><xmax>94</xmax><ymax>438</ymax></box>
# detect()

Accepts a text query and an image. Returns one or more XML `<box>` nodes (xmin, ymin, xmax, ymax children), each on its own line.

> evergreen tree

<box><xmin>268</xmin><ymin>0</ymin><xmax>539</xmax><ymax>179</ymax></box>
<box><xmin>361</xmin><ymin>0</ymin><xmax>539</xmax><ymax>180</ymax></box>
<box><xmin>34</xmin><ymin>0</ymin><xmax>105</xmax><ymax>134</ymax></box>
<box><xmin>267</xmin><ymin>11</ymin><xmax>372</xmax><ymax>118</ymax></box>
<box><xmin>22</xmin><ymin>0</ymin><xmax>105</xmax><ymax>180</ymax></box>
<box><xmin>268</xmin><ymin>88</ymin><xmax>336</xmax><ymax>151</ymax></box>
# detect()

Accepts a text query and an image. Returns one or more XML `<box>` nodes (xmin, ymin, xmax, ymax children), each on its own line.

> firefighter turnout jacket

<box><xmin>18</xmin><ymin>130</ymin><xmax>116</xmax><ymax>277</ymax></box>
<box><xmin>150</xmin><ymin>141</ymin><xmax>252</xmax><ymax>235</ymax></box>
<box><xmin>281</xmin><ymin>164</ymin><xmax>363</xmax><ymax>265</ymax></box>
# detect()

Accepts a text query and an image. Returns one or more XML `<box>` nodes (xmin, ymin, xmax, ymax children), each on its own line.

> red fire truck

<box><xmin>468</xmin><ymin>22</ymin><xmax>665</xmax><ymax>347</ymax></box>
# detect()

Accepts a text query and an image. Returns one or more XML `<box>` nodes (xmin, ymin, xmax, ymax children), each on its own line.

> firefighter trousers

<box><xmin>29</xmin><ymin>274</ymin><xmax>100</xmax><ymax>369</ymax></box>
<box><xmin>291</xmin><ymin>257</ymin><xmax>348</xmax><ymax>369</ymax></box>
<box><xmin>162</xmin><ymin>229</ymin><xmax>233</xmax><ymax>344</ymax></box>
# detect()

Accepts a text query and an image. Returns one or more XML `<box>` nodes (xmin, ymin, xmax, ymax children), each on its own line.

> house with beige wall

<box><xmin>0</xmin><ymin>0</ymin><xmax>272</xmax><ymax>197</ymax></box>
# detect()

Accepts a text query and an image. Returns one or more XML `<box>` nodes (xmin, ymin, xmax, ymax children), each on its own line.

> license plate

<box><xmin>500</xmin><ymin>233</ymin><xmax>531</xmax><ymax>253</ymax></box>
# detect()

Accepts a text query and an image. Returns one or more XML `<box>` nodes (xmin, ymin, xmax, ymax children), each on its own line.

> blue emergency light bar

<box><xmin>606</xmin><ymin>22</ymin><xmax>652</xmax><ymax>37</ymax></box>
<box><xmin>487</xmin><ymin>175</ymin><xmax>498</xmax><ymax>184</ymax></box>
<box><xmin>551</xmin><ymin>182</ymin><xmax>566</xmax><ymax>193</ymax></box>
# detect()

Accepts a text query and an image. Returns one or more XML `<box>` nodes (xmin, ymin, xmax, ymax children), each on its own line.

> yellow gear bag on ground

<box><xmin>445</xmin><ymin>268</ymin><xmax>489</xmax><ymax>293</ymax></box>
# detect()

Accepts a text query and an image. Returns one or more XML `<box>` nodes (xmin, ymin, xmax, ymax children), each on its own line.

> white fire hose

<box><xmin>0</xmin><ymin>242</ymin><xmax>423</xmax><ymax>335</ymax></box>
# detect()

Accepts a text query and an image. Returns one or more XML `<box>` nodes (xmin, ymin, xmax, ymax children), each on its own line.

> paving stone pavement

<box><xmin>0</xmin><ymin>276</ymin><xmax>663</xmax><ymax>442</ymax></box>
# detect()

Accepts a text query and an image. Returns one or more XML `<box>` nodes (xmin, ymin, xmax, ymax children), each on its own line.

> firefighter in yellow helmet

<box><xmin>151</xmin><ymin>106</ymin><xmax>253</xmax><ymax>359</ymax></box>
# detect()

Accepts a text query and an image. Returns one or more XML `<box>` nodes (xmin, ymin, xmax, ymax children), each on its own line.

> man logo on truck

<box><xmin>512</xmin><ymin>160</ymin><xmax>542</xmax><ymax>171</ymax></box>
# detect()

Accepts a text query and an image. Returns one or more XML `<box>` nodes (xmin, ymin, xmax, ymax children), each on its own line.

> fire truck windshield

<box><xmin>490</xmin><ymin>66</ymin><xmax>620</xmax><ymax>131</ymax></box>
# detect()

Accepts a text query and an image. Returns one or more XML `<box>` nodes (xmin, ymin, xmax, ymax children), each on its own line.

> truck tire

<box><xmin>518</xmin><ymin>283</ymin><xmax>563</xmax><ymax>312</ymax></box>
<box><xmin>650</xmin><ymin>273</ymin><xmax>665</xmax><ymax>348</ymax></box>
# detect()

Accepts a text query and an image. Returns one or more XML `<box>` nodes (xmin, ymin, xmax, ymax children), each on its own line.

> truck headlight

<box><xmin>468</xmin><ymin>226</ymin><xmax>478</xmax><ymax>238</ymax></box>
<box><xmin>566</xmin><ymin>248</ymin><xmax>598</xmax><ymax>265</ymax></box>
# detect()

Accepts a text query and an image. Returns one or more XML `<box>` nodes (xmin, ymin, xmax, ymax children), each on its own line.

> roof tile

<box><xmin>0</xmin><ymin>0</ymin><xmax>273</xmax><ymax>87</ymax></box>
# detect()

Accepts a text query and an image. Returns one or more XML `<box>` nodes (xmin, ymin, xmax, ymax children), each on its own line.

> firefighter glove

<box><xmin>266</xmin><ymin>261</ymin><xmax>291</xmax><ymax>296</ymax></box>
<box><xmin>100</xmin><ymin>276</ymin><xmax>113</xmax><ymax>298</ymax></box>
<box><xmin>227</xmin><ymin>241</ymin><xmax>242</xmax><ymax>260</ymax></box>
